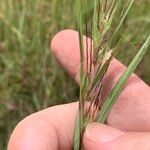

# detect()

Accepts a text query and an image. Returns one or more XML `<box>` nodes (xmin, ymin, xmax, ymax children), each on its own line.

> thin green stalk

<box><xmin>93</xmin><ymin>0</ymin><xmax>100</xmax><ymax>63</ymax></box>
<box><xmin>74</xmin><ymin>114</ymin><xmax>80</xmax><ymax>150</ymax></box>
<box><xmin>74</xmin><ymin>0</ymin><xmax>85</xmax><ymax>149</ymax></box>
<box><xmin>111</xmin><ymin>0</ymin><xmax>135</xmax><ymax>41</ymax></box>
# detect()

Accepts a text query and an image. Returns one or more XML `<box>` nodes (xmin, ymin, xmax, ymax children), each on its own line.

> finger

<box><xmin>51</xmin><ymin>29</ymin><xmax>150</xmax><ymax>131</ymax></box>
<box><xmin>50</xmin><ymin>29</ymin><xmax>135</xmax><ymax>84</ymax></box>
<box><xmin>51</xmin><ymin>29</ymin><xmax>81</xmax><ymax>81</ymax></box>
<box><xmin>83</xmin><ymin>123</ymin><xmax>150</xmax><ymax>150</ymax></box>
<box><xmin>8</xmin><ymin>103</ymin><xmax>78</xmax><ymax>150</ymax></box>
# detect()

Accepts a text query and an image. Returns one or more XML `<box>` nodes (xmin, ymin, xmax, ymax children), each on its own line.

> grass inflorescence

<box><xmin>74</xmin><ymin>0</ymin><xmax>150</xmax><ymax>149</ymax></box>
<box><xmin>0</xmin><ymin>0</ymin><xmax>149</xmax><ymax>149</ymax></box>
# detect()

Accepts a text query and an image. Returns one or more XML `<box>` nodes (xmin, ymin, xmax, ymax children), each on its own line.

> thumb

<box><xmin>83</xmin><ymin>123</ymin><xmax>150</xmax><ymax>150</ymax></box>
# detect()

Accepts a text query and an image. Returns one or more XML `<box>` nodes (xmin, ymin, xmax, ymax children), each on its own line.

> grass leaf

<box><xmin>90</xmin><ymin>57</ymin><xmax>111</xmax><ymax>91</ymax></box>
<box><xmin>74</xmin><ymin>114</ymin><xmax>80</xmax><ymax>150</ymax></box>
<box><xmin>111</xmin><ymin>0</ymin><xmax>135</xmax><ymax>40</ymax></box>
<box><xmin>93</xmin><ymin>0</ymin><xmax>100</xmax><ymax>62</ymax></box>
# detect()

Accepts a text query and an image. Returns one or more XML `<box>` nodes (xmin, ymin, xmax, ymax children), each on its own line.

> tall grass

<box><xmin>74</xmin><ymin>0</ymin><xmax>150</xmax><ymax>149</ymax></box>
<box><xmin>0</xmin><ymin>0</ymin><xmax>77</xmax><ymax>149</ymax></box>
<box><xmin>0</xmin><ymin>0</ymin><xmax>149</xmax><ymax>149</ymax></box>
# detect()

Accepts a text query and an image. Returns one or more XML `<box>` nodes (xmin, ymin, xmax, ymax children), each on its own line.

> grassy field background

<box><xmin>0</xmin><ymin>0</ymin><xmax>149</xmax><ymax>149</ymax></box>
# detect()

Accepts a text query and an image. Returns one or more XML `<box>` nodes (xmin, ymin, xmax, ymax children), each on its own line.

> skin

<box><xmin>8</xmin><ymin>30</ymin><xmax>150</xmax><ymax>150</ymax></box>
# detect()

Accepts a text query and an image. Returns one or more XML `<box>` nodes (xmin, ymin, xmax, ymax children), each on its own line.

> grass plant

<box><xmin>74</xmin><ymin>0</ymin><xmax>150</xmax><ymax>149</ymax></box>
<box><xmin>0</xmin><ymin>0</ymin><xmax>149</xmax><ymax>149</ymax></box>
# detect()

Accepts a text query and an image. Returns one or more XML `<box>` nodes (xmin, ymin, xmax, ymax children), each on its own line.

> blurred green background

<box><xmin>0</xmin><ymin>0</ymin><xmax>149</xmax><ymax>149</ymax></box>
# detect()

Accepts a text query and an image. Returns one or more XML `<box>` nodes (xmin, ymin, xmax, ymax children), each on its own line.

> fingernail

<box><xmin>85</xmin><ymin>123</ymin><xmax>124</xmax><ymax>143</ymax></box>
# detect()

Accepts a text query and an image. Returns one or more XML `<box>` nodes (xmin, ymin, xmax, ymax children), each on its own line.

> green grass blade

<box><xmin>105</xmin><ymin>0</ymin><xmax>121</xmax><ymax>31</ymax></box>
<box><xmin>91</xmin><ymin>57</ymin><xmax>111</xmax><ymax>91</ymax></box>
<box><xmin>93</xmin><ymin>0</ymin><xmax>100</xmax><ymax>62</ymax></box>
<box><xmin>97</xmin><ymin>35</ymin><xmax>150</xmax><ymax>123</ymax></box>
<box><xmin>74</xmin><ymin>0</ymin><xmax>85</xmax><ymax>149</ymax></box>
<box><xmin>111</xmin><ymin>0</ymin><xmax>134</xmax><ymax>40</ymax></box>
<box><xmin>97</xmin><ymin>47</ymin><xmax>108</xmax><ymax>63</ymax></box>
<box><xmin>74</xmin><ymin>113</ymin><xmax>80</xmax><ymax>150</ymax></box>
<box><xmin>91</xmin><ymin>46</ymin><xmax>119</xmax><ymax>91</ymax></box>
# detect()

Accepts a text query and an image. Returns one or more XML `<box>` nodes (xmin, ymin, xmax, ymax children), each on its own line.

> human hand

<box><xmin>8</xmin><ymin>30</ymin><xmax>150</xmax><ymax>150</ymax></box>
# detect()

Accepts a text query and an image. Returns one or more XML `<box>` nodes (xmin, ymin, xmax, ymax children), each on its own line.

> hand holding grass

<box><xmin>8</xmin><ymin>30</ymin><xmax>150</xmax><ymax>150</ymax></box>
